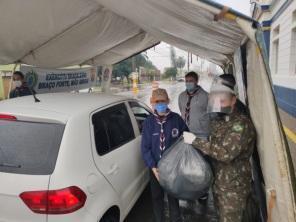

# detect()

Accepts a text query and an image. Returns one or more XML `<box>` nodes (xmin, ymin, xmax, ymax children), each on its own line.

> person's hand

<box><xmin>183</xmin><ymin>131</ymin><xmax>196</xmax><ymax>144</ymax></box>
<box><xmin>152</xmin><ymin>167</ymin><xmax>160</xmax><ymax>181</ymax></box>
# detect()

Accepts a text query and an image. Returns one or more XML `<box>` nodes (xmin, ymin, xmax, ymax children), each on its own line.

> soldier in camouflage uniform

<box><xmin>183</xmin><ymin>78</ymin><xmax>256</xmax><ymax>222</ymax></box>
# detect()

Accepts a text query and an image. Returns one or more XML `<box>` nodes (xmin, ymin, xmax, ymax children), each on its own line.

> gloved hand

<box><xmin>183</xmin><ymin>131</ymin><xmax>196</xmax><ymax>144</ymax></box>
<box><xmin>152</xmin><ymin>167</ymin><xmax>160</xmax><ymax>181</ymax></box>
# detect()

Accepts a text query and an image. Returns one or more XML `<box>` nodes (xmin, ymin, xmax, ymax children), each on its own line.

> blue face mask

<box><xmin>155</xmin><ymin>103</ymin><xmax>168</xmax><ymax>113</ymax></box>
<box><xmin>186</xmin><ymin>82</ymin><xmax>196</xmax><ymax>92</ymax></box>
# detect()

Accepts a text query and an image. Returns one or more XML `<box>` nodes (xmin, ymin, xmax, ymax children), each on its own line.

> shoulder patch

<box><xmin>232</xmin><ymin>123</ymin><xmax>244</xmax><ymax>133</ymax></box>
<box><xmin>172</xmin><ymin>128</ymin><xmax>179</xmax><ymax>138</ymax></box>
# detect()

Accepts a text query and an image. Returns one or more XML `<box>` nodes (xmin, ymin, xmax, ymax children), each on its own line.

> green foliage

<box><xmin>170</xmin><ymin>47</ymin><xmax>186</xmax><ymax>75</ymax></box>
<box><xmin>176</xmin><ymin>56</ymin><xmax>186</xmax><ymax>69</ymax></box>
<box><xmin>164</xmin><ymin>67</ymin><xmax>177</xmax><ymax>80</ymax></box>
<box><xmin>112</xmin><ymin>53</ymin><xmax>156</xmax><ymax>81</ymax></box>
<box><xmin>113</xmin><ymin>60</ymin><xmax>132</xmax><ymax>81</ymax></box>
<box><xmin>170</xmin><ymin>46</ymin><xmax>177</xmax><ymax>68</ymax></box>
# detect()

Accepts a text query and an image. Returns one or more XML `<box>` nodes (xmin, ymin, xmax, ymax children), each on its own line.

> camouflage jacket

<box><xmin>192</xmin><ymin>110</ymin><xmax>256</xmax><ymax>193</ymax></box>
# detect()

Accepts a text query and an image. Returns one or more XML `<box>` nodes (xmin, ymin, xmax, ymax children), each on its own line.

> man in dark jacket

<box><xmin>141</xmin><ymin>88</ymin><xmax>188</xmax><ymax>222</ymax></box>
<box><xmin>9</xmin><ymin>71</ymin><xmax>33</xmax><ymax>98</ymax></box>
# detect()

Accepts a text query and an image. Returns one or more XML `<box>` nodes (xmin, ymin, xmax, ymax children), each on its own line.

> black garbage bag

<box><xmin>158</xmin><ymin>138</ymin><xmax>213</xmax><ymax>200</ymax></box>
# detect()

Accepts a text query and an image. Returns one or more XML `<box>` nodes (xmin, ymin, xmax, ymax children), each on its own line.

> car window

<box><xmin>129</xmin><ymin>101</ymin><xmax>151</xmax><ymax>132</ymax></box>
<box><xmin>92</xmin><ymin>103</ymin><xmax>135</xmax><ymax>155</ymax></box>
<box><xmin>0</xmin><ymin>120</ymin><xmax>64</xmax><ymax>175</ymax></box>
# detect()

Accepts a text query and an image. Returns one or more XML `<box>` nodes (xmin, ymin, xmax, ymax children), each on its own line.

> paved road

<box><xmin>118</xmin><ymin>82</ymin><xmax>184</xmax><ymax>113</ymax></box>
<box><xmin>119</xmin><ymin>82</ymin><xmax>208</xmax><ymax>222</ymax></box>
<box><xmin>124</xmin><ymin>186</ymin><xmax>207</xmax><ymax>222</ymax></box>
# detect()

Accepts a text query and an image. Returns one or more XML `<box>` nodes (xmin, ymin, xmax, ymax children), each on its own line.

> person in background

<box><xmin>178</xmin><ymin>71</ymin><xmax>216</xmax><ymax>219</ymax></box>
<box><xmin>178</xmin><ymin>71</ymin><xmax>210</xmax><ymax>138</ymax></box>
<box><xmin>9</xmin><ymin>71</ymin><xmax>33</xmax><ymax>98</ymax></box>
<box><xmin>183</xmin><ymin>79</ymin><xmax>256</xmax><ymax>222</ymax></box>
<box><xmin>141</xmin><ymin>88</ymin><xmax>188</xmax><ymax>222</ymax></box>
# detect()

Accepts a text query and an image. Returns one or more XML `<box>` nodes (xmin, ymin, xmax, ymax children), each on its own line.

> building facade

<box><xmin>252</xmin><ymin>0</ymin><xmax>296</xmax><ymax>117</ymax></box>
<box><xmin>0</xmin><ymin>70</ymin><xmax>13</xmax><ymax>100</ymax></box>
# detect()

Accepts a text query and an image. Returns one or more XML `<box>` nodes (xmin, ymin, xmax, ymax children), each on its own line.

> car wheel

<box><xmin>100</xmin><ymin>214</ymin><xmax>118</xmax><ymax>222</ymax></box>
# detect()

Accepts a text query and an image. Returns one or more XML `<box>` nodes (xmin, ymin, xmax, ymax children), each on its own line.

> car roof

<box><xmin>0</xmin><ymin>93</ymin><xmax>133</xmax><ymax>123</ymax></box>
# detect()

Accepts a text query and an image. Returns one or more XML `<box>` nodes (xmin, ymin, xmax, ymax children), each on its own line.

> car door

<box><xmin>90</xmin><ymin>102</ymin><xmax>142</xmax><ymax>214</ymax></box>
<box><xmin>127</xmin><ymin>101</ymin><xmax>152</xmax><ymax>134</ymax></box>
<box><xmin>126</xmin><ymin>101</ymin><xmax>152</xmax><ymax>187</ymax></box>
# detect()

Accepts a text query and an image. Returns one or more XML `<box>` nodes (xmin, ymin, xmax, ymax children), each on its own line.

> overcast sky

<box><xmin>146</xmin><ymin>0</ymin><xmax>251</xmax><ymax>72</ymax></box>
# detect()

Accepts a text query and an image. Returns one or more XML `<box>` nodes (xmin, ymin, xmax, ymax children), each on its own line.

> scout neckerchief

<box><xmin>154</xmin><ymin>109</ymin><xmax>171</xmax><ymax>158</ymax></box>
<box><xmin>184</xmin><ymin>86</ymin><xmax>200</xmax><ymax>125</ymax></box>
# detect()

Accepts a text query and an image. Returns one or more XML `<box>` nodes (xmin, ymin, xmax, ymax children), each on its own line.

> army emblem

<box><xmin>172</xmin><ymin>128</ymin><xmax>179</xmax><ymax>138</ymax></box>
<box><xmin>232</xmin><ymin>123</ymin><xmax>244</xmax><ymax>133</ymax></box>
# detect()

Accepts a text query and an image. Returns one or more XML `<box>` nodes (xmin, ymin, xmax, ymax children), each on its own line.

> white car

<box><xmin>0</xmin><ymin>93</ymin><xmax>152</xmax><ymax>222</ymax></box>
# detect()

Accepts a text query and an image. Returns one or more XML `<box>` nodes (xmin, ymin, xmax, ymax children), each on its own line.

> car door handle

<box><xmin>107</xmin><ymin>164</ymin><xmax>119</xmax><ymax>175</ymax></box>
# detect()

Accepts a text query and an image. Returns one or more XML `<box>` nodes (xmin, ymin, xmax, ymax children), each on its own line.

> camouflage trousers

<box><xmin>214</xmin><ymin>190</ymin><xmax>248</xmax><ymax>222</ymax></box>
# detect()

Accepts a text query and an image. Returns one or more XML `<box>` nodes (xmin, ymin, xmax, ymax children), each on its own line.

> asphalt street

<box><xmin>118</xmin><ymin>81</ymin><xmax>184</xmax><ymax>113</ymax></box>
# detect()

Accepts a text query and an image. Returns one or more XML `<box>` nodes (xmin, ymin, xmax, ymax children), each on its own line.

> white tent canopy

<box><xmin>0</xmin><ymin>0</ymin><xmax>158</xmax><ymax>67</ymax></box>
<box><xmin>0</xmin><ymin>0</ymin><xmax>249</xmax><ymax>68</ymax></box>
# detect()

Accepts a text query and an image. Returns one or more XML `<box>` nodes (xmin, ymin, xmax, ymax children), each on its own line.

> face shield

<box><xmin>207</xmin><ymin>78</ymin><xmax>236</xmax><ymax>114</ymax></box>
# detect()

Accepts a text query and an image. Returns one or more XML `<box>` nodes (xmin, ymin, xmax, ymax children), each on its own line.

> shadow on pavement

<box><xmin>125</xmin><ymin>186</ymin><xmax>207</xmax><ymax>222</ymax></box>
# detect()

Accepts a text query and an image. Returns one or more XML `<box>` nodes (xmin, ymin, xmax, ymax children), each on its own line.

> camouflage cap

<box><xmin>150</xmin><ymin>88</ymin><xmax>169</xmax><ymax>103</ymax></box>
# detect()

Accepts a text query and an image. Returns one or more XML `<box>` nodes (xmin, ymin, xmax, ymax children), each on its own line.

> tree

<box><xmin>170</xmin><ymin>46</ymin><xmax>177</xmax><ymax>68</ymax></box>
<box><xmin>176</xmin><ymin>56</ymin><xmax>186</xmax><ymax>75</ymax></box>
<box><xmin>112</xmin><ymin>60</ymin><xmax>132</xmax><ymax>82</ymax></box>
<box><xmin>112</xmin><ymin>53</ymin><xmax>157</xmax><ymax>82</ymax></box>
<box><xmin>164</xmin><ymin>67</ymin><xmax>178</xmax><ymax>80</ymax></box>
<box><xmin>135</xmin><ymin>53</ymin><xmax>156</xmax><ymax>70</ymax></box>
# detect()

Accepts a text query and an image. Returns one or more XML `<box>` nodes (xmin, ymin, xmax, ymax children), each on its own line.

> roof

<box><xmin>0</xmin><ymin>93</ymin><xmax>132</xmax><ymax>123</ymax></box>
<box><xmin>0</xmin><ymin>0</ymin><xmax>255</xmax><ymax>68</ymax></box>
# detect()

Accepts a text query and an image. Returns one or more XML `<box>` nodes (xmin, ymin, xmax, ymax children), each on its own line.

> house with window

<box><xmin>252</xmin><ymin>0</ymin><xmax>296</xmax><ymax>118</ymax></box>
<box><xmin>251</xmin><ymin>0</ymin><xmax>296</xmax><ymax>163</ymax></box>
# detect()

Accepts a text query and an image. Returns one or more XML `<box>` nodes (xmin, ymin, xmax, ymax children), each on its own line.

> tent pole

<box><xmin>187</xmin><ymin>52</ymin><xmax>190</xmax><ymax>72</ymax></box>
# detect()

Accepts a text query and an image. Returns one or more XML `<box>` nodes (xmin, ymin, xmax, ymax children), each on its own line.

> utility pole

<box><xmin>132</xmin><ymin>56</ymin><xmax>136</xmax><ymax>72</ymax></box>
<box><xmin>187</xmin><ymin>51</ymin><xmax>190</xmax><ymax>72</ymax></box>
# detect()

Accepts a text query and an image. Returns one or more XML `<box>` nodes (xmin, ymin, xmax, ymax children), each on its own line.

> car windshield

<box><xmin>0</xmin><ymin>119</ymin><xmax>64</xmax><ymax>175</ymax></box>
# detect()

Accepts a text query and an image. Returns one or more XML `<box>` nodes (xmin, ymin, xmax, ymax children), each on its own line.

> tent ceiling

<box><xmin>0</xmin><ymin>0</ymin><xmax>251</xmax><ymax>68</ymax></box>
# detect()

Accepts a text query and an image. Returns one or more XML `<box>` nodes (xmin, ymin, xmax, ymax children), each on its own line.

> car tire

<box><xmin>100</xmin><ymin>214</ymin><xmax>118</xmax><ymax>222</ymax></box>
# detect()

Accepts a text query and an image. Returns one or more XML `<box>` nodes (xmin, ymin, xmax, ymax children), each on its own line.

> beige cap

<box><xmin>150</xmin><ymin>88</ymin><xmax>169</xmax><ymax>103</ymax></box>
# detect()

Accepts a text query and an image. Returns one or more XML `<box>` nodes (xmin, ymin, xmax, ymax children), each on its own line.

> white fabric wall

<box><xmin>247</xmin><ymin>41</ymin><xmax>296</xmax><ymax>222</ymax></box>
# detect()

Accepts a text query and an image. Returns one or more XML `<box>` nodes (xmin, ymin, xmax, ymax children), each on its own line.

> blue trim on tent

<box><xmin>274</xmin><ymin>85</ymin><xmax>296</xmax><ymax>117</ymax></box>
<box><xmin>261</xmin><ymin>5</ymin><xmax>270</xmax><ymax>11</ymax></box>
<box><xmin>263</xmin><ymin>30</ymin><xmax>270</xmax><ymax>57</ymax></box>
<box><xmin>262</xmin><ymin>20</ymin><xmax>272</xmax><ymax>27</ymax></box>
